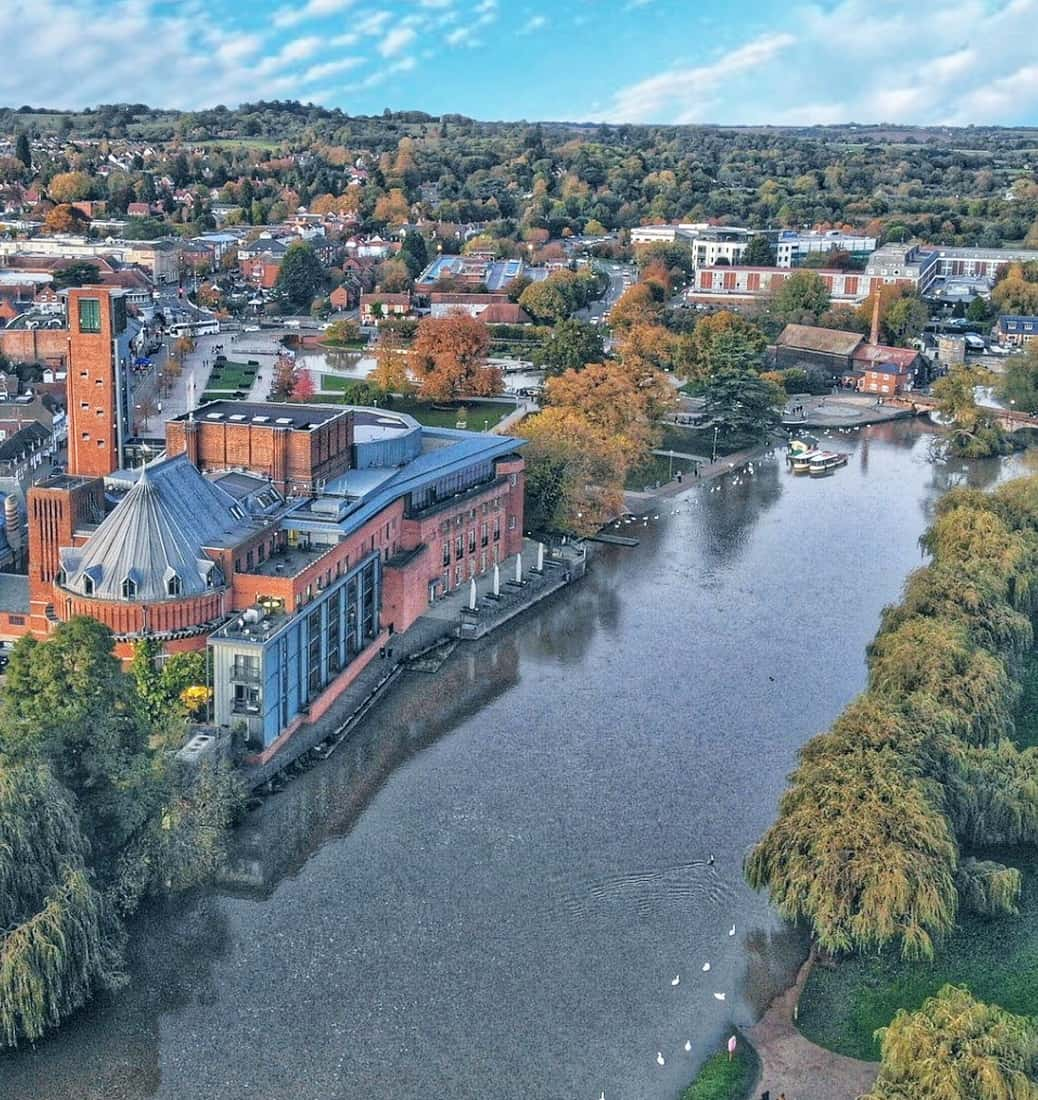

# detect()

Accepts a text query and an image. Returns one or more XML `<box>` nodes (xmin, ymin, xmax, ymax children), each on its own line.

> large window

<box><xmin>307</xmin><ymin>608</ymin><xmax>322</xmax><ymax>699</ymax></box>
<box><xmin>77</xmin><ymin>297</ymin><xmax>102</xmax><ymax>334</ymax></box>
<box><xmin>361</xmin><ymin>560</ymin><xmax>377</xmax><ymax>641</ymax></box>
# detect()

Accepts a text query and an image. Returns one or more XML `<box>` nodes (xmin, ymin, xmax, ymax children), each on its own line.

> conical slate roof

<box><xmin>60</xmin><ymin>453</ymin><xmax>253</xmax><ymax>602</ymax></box>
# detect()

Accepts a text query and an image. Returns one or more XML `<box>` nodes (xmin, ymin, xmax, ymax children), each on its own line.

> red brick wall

<box><xmin>66</xmin><ymin>288</ymin><xmax>120</xmax><ymax>478</ymax></box>
<box><xmin>0</xmin><ymin>329</ymin><xmax>69</xmax><ymax>366</ymax></box>
<box><xmin>27</xmin><ymin>477</ymin><xmax>104</xmax><ymax>632</ymax></box>
<box><xmin>166</xmin><ymin>412</ymin><xmax>352</xmax><ymax>494</ymax></box>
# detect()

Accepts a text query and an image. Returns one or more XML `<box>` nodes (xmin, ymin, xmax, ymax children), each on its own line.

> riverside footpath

<box><xmin>747</xmin><ymin>954</ymin><xmax>879</xmax><ymax>1100</ymax></box>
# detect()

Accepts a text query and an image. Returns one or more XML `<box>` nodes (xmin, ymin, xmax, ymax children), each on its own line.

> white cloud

<box><xmin>379</xmin><ymin>25</ymin><xmax>417</xmax><ymax>56</ymax></box>
<box><xmin>596</xmin><ymin>0</ymin><xmax>1038</xmax><ymax>125</ymax></box>
<box><xmin>273</xmin><ymin>0</ymin><xmax>359</xmax><ymax>28</ymax></box>
<box><xmin>595</xmin><ymin>32</ymin><xmax>795</xmax><ymax>122</ymax></box>
<box><xmin>302</xmin><ymin>56</ymin><xmax>365</xmax><ymax>82</ymax></box>
<box><xmin>518</xmin><ymin>13</ymin><xmax>547</xmax><ymax>34</ymax></box>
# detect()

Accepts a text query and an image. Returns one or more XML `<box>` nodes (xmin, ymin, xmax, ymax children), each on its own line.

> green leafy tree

<box><xmin>518</xmin><ymin>279</ymin><xmax>572</xmax><ymax>324</ymax></box>
<box><xmin>742</xmin><ymin>234</ymin><xmax>775</xmax><ymax>266</ymax></box>
<box><xmin>676</xmin><ymin>310</ymin><xmax>767</xmax><ymax>381</ymax></box>
<box><xmin>933</xmin><ymin>365</ymin><xmax>1009</xmax><ymax>458</ymax></box>
<box><xmin>703</xmin><ymin>367</ymin><xmax>783</xmax><ymax>442</ymax></box>
<box><xmin>966</xmin><ymin>296</ymin><xmax>993</xmax><ymax>324</ymax></box>
<box><xmin>998</xmin><ymin>344</ymin><xmax>1038</xmax><ymax>413</ymax></box>
<box><xmin>771</xmin><ymin>270</ymin><xmax>831</xmax><ymax>325</ymax></box>
<box><xmin>0</xmin><ymin>762</ymin><xmax>125</xmax><ymax>1048</ymax></box>
<box><xmin>14</xmin><ymin>131</ymin><xmax>31</xmax><ymax>169</ymax></box>
<box><xmin>399</xmin><ymin>230</ymin><xmax>428</xmax><ymax>278</ymax></box>
<box><xmin>535</xmin><ymin>318</ymin><xmax>605</xmax><ymax>377</ymax></box>
<box><xmin>52</xmin><ymin>261</ymin><xmax>101</xmax><ymax>289</ymax></box>
<box><xmin>0</xmin><ymin>620</ymin><xmax>158</xmax><ymax>866</ymax></box>
<box><xmin>274</xmin><ymin>241</ymin><xmax>326</xmax><ymax>311</ymax></box>
<box><xmin>863</xmin><ymin>985</ymin><xmax>1038</xmax><ymax>1100</ymax></box>
<box><xmin>883</xmin><ymin>294</ymin><xmax>930</xmax><ymax>345</ymax></box>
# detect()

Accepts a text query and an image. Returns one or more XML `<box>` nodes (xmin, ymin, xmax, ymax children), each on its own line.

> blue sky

<box><xmin>4</xmin><ymin>0</ymin><xmax>1038</xmax><ymax>126</ymax></box>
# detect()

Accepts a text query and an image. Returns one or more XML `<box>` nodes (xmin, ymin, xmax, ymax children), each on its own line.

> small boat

<box><xmin>790</xmin><ymin>448</ymin><xmax>821</xmax><ymax>474</ymax></box>
<box><xmin>808</xmin><ymin>450</ymin><xmax>849</xmax><ymax>476</ymax></box>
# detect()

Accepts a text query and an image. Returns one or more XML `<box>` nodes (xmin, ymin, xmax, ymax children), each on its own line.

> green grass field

<box><xmin>680</xmin><ymin>1034</ymin><xmax>759</xmax><ymax>1100</ymax></box>
<box><xmin>207</xmin><ymin>360</ymin><xmax>257</xmax><ymax>392</ymax></box>
<box><xmin>304</xmin><ymin>395</ymin><xmax>516</xmax><ymax>430</ymax></box>
<box><xmin>798</xmin><ymin>847</ymin><xmax>1038</xmax><ymax>1061</ymax></box>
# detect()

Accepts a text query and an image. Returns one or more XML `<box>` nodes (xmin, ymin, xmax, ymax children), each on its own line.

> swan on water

<box><xmin>729</xmin><ymin>924</ymin><xmax>736</xmax><ymax>936</ymax></box>
<box><xmin>702</xmin><ymin>962</ymin><xmax>711</xmax><ymax>972</ymax></box>
<box><xmin>684</xmin><ymin>1040</ymin><xmax>692</xmax><ymax>1053</ymax></box>
<box><xmin>656</xmin><ymin>1052</ymin><xmax>665</xmax><ymax>1066</ymax></box>
<box><xmin>713</xmin><ymin>992</ymin><xmax>726</xmax><ymax>1001</ymax></box>
<box><xmin>671</xmin><ymin>975</ymin><xmax>680</xmax><ymax>986</ymax></box>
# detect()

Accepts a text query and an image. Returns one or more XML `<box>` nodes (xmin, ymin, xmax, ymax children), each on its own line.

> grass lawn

<box><xmin>680</xmin><ymin>1034</ymin><xmax>759</xmax><ymax>1100</ymax></box>
<box><xmin>662</xmin><ymin>423</ymin><xmax>763</xmax><ymax>459</ymax></box>
<box><xmin>625</xmin><ymin>452</ymin><xmax>697</xmax><ymax>491</ymax></box>
<box><xmin>207</xmin><ymin>360</ymin><xmax>257</xmax><ymax>391</ymax></box>
<box><xmin>390</xmin><ymin>399</ymin><xmax>515</xmax><ymax>429</ymax></box>
<box><xmin>304</xmin><ymin>396</ymin><xmax>516</xmax><ymax>429</ymax></box>
<box><xmin>798</xmin><ymin>846</ymin><xmax>1038</xmax><ymax>1062</ymax></box>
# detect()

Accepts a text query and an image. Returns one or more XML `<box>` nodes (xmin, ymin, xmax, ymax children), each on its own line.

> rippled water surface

<box><xmin>4</xmin><ymin>423</ymin><xmax>1034</xmax><ymax>1100</ymax></box>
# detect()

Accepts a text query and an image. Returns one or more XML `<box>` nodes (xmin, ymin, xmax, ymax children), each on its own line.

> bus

<box><xmin>169</xmin><ymin>319</ymin><xmax>220</xmax><ymax>338</ymax></box>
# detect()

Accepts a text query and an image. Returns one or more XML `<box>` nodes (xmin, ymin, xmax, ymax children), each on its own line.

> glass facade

<box><xmin>78</xmin><ymin>297</ymin><xmax>102</xmax><ymax>334</ymax></box>
<box><xmin>407</xmin><ymin>461</ymin><xmax>494</xmax><ymax>513</ymax></box>
<box><xmin>212</xmin><ymin>554</ymin><xmax>381</xmax><ymax>750</ymax></box>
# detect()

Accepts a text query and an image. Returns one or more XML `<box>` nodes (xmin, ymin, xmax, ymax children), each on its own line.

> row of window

<box><xmin>442</xmin><ymin>519</ymin><xmax>501</xmax><ymax>566</ymax></box>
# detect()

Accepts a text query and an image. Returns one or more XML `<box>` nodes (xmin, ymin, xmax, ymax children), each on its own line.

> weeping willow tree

<box><xmin>748</xmin><ymin>474</ymin><xmax>1038</xmax><ymax>960</ymax></box>
<box><xmin>863</xmin><ymin>985</ymin><xmax>1038</xmax><ymax>1100</ymax></box>
<box><xmin>0</xmin><ymin>763</ymin><xmax>124</xmax><ymax>1048</ymax></box>
<box><xmin>868</xmin><ymin>616</ymin><xmax>1016</xmax><ymax>747</ymax></box>
<box><xmin>878</xmin><ymin>565</ymin><xmax>1034</xmax><ymax>670</ymax></box>
<box><xmin>946</xmin><ymin>741</ymin><xmax>1038</xmax><ymax>848</ymax></box>
<box><xmin>745</xmin><ymin>696</ymin><xmax>960</xmax><ymax>960</ymax></box>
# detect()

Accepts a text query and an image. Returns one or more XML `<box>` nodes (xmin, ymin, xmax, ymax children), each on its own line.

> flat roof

<box><xmin>244</xmin><ymin>542</ymin><xmax>330</xmax><ymax>579</ymax></box>
<box><xmin>174</xmin><ymin>401</ymin><xmax>348</xmax><ymax>430</ymax></box>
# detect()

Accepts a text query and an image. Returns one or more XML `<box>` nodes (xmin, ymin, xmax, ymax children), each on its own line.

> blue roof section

<box><xmin>289</xmin><ymin>427</ymin><xmax>525</xmax><ymax>537</ymax></box>
<box><xmin>999</xmin><ymin>316</ymin><xmax>1038</xmax><ymax>328</ymax></box>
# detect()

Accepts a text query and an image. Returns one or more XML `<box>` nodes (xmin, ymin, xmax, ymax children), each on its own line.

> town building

<box><xmin>360</xmin><ymin>291</ymin><xmax>412</xmax><ymax>324</ymax></box>
<box><xmin>428</xmin><ymin>292</ymin><xmax>530</xmax><ymax>322</ymax></box>
<box><xmin>65</xmin><ymin>287</ymin><xmax>136</xmax><ymax>479</ymax></box>
<box><xmin>9</xmin><ymin>290</ymin><xmax>527</xmax><ymax>755</ymax></box>
<box><xmin>772</xmin><ymin>230</ymin><xmax>877</xmax><ymax>268</ymax></box>
<box><xmin>775</xmin><ymin>319</ymin><xmax>924</xmax><ymax>394</ymax></box>
<box><xmin>863</xmin><ymin>243</ymin><xmax>939</xmax><ymax>295</ymax></box>
<box><xmin>997</xmin><ymin>316</ymin><xmax>1038</xmax><ymax>347</ymax></box>
<box><xmin>688</xmin><ymin>265</ymin><xmax>870</xmax><ymax>306</ymax></box>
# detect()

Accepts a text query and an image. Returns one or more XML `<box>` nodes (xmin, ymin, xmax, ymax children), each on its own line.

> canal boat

<box><xmin>808</xmin><ymin>450</ymin><xmax>849</xmax><ymax>476</ymax></box>
<box><xmin>790</xmin><ymin>448</ymin><xmax>821</xmax><ymax>474</ymax></box>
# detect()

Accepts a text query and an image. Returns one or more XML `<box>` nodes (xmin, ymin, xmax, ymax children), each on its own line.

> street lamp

<box><xmin>712</xmin><ymin>426</ymin><xmax>719</xmax><ymax>464</ymax></box>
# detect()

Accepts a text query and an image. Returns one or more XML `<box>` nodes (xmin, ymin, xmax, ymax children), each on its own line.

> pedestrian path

<box><xmin>746</xmin><ymin>954</ymin><xmax>878</xmax><ymax>1100</ymax></box>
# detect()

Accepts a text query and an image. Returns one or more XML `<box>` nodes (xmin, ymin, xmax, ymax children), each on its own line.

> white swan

<box><xmin>671</xmin><ymin>974</ymin><xmax>680</xmax><ymax>986</ymax></box>
<box><xmin>713</xmin><ymin>992</ymin><xmax>726</xmax><ymax>1001</ymax></box>
<box><xmin>702</xmin><ymin>962</ymin><xmax>711</xmax><ymax>972</ymax></box>
<box><xmin>656</xmin><ymin>1051</ymin><xmax>665</xmax><ymax>1066</ymax></box>
<box><xmin>684</xmin><ymin>1040</ymin><xmax>692</xmax><ymax>1053</ymax></box>
<box><xmin>728</xmin><ymin>924</ymin><xmax>736</xmax><ymax>936</ymax></box>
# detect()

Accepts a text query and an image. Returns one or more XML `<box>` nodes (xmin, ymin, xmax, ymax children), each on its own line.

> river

<box><xmin>3</xmin><ymin>421</ymin><xmax>1035</xmax><ymax>1100</ymax></box>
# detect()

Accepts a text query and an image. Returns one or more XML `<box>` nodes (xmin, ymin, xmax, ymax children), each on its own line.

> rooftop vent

<box><xmin>275</xmin><ymin>417</ymin><xmax>293</xmax><ymax>425</ymax></box>
<box><xmin>205</xmin><ymin>412</ymin><xmax>224</xmax><ymax>420</ymax></box>
<box><xmin>229</xmin><ymin>414</ymin><xmax>247</xmax><ymax>422</ymax></box>
<box><xmin>252</xmin><ymin>415</ymin><xmax>270</xmax><ymax>423</ymax></box>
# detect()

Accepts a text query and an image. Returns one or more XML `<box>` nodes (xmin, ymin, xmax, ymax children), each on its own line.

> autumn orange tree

<box><xmin>514</xmin><ymin>407</ymin><xmax>629</xmax><ymax>536</ymax></box>
<box><xmin>44</xmin><ymin>204</ymin><xmax>89</xmax><ymax>235</ymax></box>
<box><xmin>609</xmin><ymin>281</ymin><xmax>664</xmax><ymax>330</ymax></box>
<box><xmin>370</xmin><ymin>329</ymin><xmax>414</xmax><ymax>395</ymax></box>
<box><xmin>411</xmin><ymin>315</ymin><xmax>502</xmax><ymax>400</ymax></box>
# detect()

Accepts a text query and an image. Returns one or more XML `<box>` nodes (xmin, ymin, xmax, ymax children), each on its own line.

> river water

<box><xmin>3</xmin><ymin>422</ymin><xmax>1034</xmax><ymax>1100</ymax></box>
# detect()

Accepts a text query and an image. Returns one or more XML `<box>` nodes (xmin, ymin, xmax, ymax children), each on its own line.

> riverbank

<box><xmin>241</xmin><ymin>538</ymin><xmax>588</xmax><ymax>791</ymax></box>
<box><xmin>780</xmin><ymin>393</ymin><xmax>916</xmax><ymax>429</ymax></box>
<box><xmin>679</xmin><ymin>1029</ymin><xmax>760</xmax><ymax>1100</ymax></box>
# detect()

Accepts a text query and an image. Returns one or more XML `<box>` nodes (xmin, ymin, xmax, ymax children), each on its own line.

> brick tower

<box><xmin>65</xmin><ymin>286</ymin><xmax>131</xmax><ymax>478</ymax></box>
